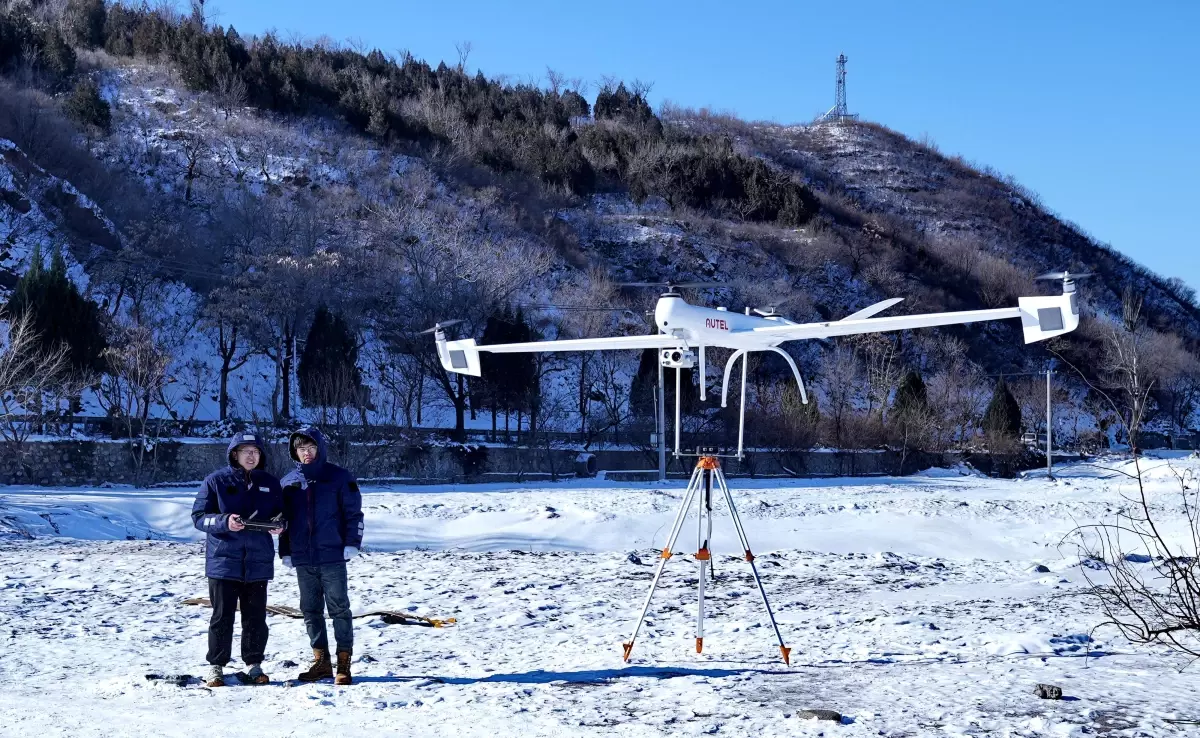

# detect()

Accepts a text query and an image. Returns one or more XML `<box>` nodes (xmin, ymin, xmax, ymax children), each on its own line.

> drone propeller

<box><xmin>419</xmin><ymin>319</ymin><xmax>465</xmax><ymax>335</ymax></box>
<box><xmin>1035</xmin><ymin>270</ymin><xmax>1095</xmax><ymax>281</ymax></box>
<box><xmin>752</xmin><ymin>306</ymin><xmax>780</xmax><ymax>317</ymax></box>
<box><xmin>618</xmin><ymin>281</ymin><xmax>721</xmax><ymax>290</ymax></box>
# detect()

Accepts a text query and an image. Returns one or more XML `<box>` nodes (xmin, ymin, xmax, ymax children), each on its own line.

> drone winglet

<box><xmin>1017</xmin><ymin>292</ymin><xmax>1079</xmax><ymax>343</ymax></box>
<box><xmin>437</xmin><ymin>337</ymin><xmax>483</xmax><ymax>376</ymax></box>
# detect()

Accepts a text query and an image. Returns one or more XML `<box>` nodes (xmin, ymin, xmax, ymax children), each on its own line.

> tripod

<box><xmin>622</xmin><ymin>455</ymin><xmax>791</xmax><ymax>664</ymax></box>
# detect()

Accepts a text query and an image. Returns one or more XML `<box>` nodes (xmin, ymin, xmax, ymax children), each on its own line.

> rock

<box><xmin>279</xmin><ymin>659</ymin><xmax>298</xmax><ymax>668</ymax></box>
<box><xmin>797</xmin><ymin>709</ymin><xmax>842</xmax><ymax>722</ymax></box>
<box><xmin>1034</xmin><ymin>683</ymin><xmax>1063</xmax><ymax>700</ymax></box>
<box><xmin>1034</xmin><ymin>564</ymin><xmax>1051</xmax><ymax>573</ymax></box>
<box><xmin>627</xmin><ymin>552</ymin><xmax>643</xmax><ymax>565</ymax></box>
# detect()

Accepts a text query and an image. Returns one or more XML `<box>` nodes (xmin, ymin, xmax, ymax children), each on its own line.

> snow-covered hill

<box><xmin>0</xmin><ymin>59</ymin><xmax>1196</xmax><ymax>437</ymax></box>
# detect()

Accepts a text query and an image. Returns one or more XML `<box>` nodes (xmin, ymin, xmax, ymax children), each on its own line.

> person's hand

<box><xmin>227</xmin><ymin>515</ymin><xmax>245</xmax><ymax>532</ymax></box>
<box><xmin>269</xmin><ymin>527</ymin><xmax>284</xmax><ymax>536</ymax></box>
<box><xmin>344</xmin><ymin>546</ymin><xmax>359</xmax><ymax>561</ymax></box>
<box><xmin>282</xmin><ymin>556</ymin><xmax>293</xmax><ymax>568</ymax></box>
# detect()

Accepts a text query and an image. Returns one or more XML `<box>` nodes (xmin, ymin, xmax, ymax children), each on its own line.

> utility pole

<box><xmin>1046</xmin><ymin>361</ymin><xmax>1055</xmax><ymax>480</ymax></box>
<box><xmin>657</xmin><ymin>355</ymin><xmax>667</xmax><ymax>481</ymax></box>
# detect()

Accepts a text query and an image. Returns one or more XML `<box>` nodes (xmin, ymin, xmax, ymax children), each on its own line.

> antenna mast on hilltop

<box><xmin>819</xmin><ymin>53</ymin><xmax>858</xmax><ymax>124</ymax></box>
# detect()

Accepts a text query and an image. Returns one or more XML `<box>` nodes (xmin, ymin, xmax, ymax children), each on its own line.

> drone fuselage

<box><xmin>653</xmin><ymin>295</ymin><xmax>792</xmax><ymax>350</ymax></box>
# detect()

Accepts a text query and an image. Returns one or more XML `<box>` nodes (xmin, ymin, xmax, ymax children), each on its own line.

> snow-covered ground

<box><xmin>2</xmin><ymin>457</ymin><xmax>1199</xmax><ymax>736</ymax></box>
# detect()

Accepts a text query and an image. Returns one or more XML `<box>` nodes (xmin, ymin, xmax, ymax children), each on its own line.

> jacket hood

<box><xmin>289</xmin><ymin>425</ymin><xmax>328</xmax><ymax>474</ymax></box>
<box><xmin>227</xmin><ymin>432</ymin><xmax>267</xmax><ymax>470</ymax></box>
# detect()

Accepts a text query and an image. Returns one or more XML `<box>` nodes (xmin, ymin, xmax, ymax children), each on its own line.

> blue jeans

<box><xmin>296</xmin><ymin>562</ymin><xmax>353</xmax><ymax>652</ymax></box>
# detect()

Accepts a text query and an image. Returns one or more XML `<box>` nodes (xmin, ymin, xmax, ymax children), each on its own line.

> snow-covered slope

<box><xmin>2</xmin><ymin>455</ymin><xmax>1198</xmax><ymax>736</ymax></box>
<box><xmin>0</xmin><ymin>137</ymin><xmax>110</xmax><ymax>295</ymax></box>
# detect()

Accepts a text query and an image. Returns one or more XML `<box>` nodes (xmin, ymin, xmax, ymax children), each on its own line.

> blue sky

<box><xmin>211</xmin><ymin>0</ymin><xmax>1200</xmax><ymax>293</ymax></box>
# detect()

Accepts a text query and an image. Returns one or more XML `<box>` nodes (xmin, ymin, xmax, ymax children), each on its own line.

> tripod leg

<box><xmin>622</xmin><ymin>464</ymin><xmax>702</xmax><ymax>662</ymax></box>
<box><xmin>714</xmin><ymin>468</ymin><xmax>791</xmax><ymax>665</ymax></box>
<box><xmin>696</xmin><ymin>468</ymin><xmax>710</xmax><ymax>653</ymax></box>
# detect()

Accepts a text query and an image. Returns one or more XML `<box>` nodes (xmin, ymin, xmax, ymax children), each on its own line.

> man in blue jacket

<box><xmin>192</xmin><ymin>432</ymin><xmax>284</xmax><ymax>687</ymax></box>
<box><xmin>279</xmin><ymin>425</ymin><xmax>364</xmax><ymax>685</ymax></box>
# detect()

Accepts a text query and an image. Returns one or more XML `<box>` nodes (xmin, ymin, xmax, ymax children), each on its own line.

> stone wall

<box><xmin>0</xmin><ymin>440</ymin><xmax>947</xmax><ymax>487</ymax></box>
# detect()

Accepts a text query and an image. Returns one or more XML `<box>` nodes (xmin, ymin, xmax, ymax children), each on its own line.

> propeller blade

<box><xmin>1035</xmin><ymin>271</ymin><xmax>1095</xmax><ymax>281</ymax></box>
<box><xmin>617</xmin><ymin>281</ymin><xmax>720</xmax><ymax>289</ymax></box>
<box><xmin>419</xmin><ymin>319</ymin><xmax>465</xmax><ymax>335</ymax></box>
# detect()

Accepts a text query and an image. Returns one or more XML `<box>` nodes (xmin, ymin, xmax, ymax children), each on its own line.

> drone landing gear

<box><xmin>621</xmin><ymin>456</ymin><xmax>791</xmax><ymax>665</ymax></box>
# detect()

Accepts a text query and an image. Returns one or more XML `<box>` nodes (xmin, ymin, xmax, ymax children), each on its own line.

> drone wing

<box><xmin>753</xmin><ymin>292</ymin><xmax>1078</xmax><ymax>344</ymax></box>
<box><xmin>436</xmin><ymin>333</ymin><xmax>684</xmax><ymax>376</ymax></box>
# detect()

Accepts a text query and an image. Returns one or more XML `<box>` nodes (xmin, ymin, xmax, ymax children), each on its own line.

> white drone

<box><xmin>429</xmin><ymin>270</ymin><xmax>1087</xmax><ymax>664</ymax></box>
<box><xmin>431</xmin><ymin>272</ymin><xmax>1084</xmax><ymax>457</ymax></box>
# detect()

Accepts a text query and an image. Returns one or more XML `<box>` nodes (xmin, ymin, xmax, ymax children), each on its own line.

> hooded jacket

<box><xmin>278</xmin><ymin>426</ymin><xmax>364</xmax><ymax>566</ymax></box>
<box><xmin>191</xmin><ymin>432</ymin><xmax>284</xmax><ymax>582</ymax></box>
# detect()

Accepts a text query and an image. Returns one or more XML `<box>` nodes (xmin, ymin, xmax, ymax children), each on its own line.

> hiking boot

<box><xmin>298</xmin><ymin>648</ymin><xmax>332</xmax><ymax>682</ymax></box>
<box><xmin>206</xmin><ymin>664</ymin><xmax>225</xmax><ymax>688</ymax></box>
<box><xmin>246</xmin><ymin>663</ymin><xmax>269</xmax><ymax>685</ymax></box>
<box><xmin>335</xmin><ymin>650</ymin><xmax>353</xmax><ymax>685</ymax></box>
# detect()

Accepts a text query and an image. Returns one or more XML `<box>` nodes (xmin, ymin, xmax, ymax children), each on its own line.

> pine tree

<box><xmin>507</xmin><ymin>308</ymin><xmax>537</xmax><ymax>428</ymax></box>
<box><xmin>892</xmin><ymin>369</ymin><xmax>929</xmax><ymax>418</ymax></box>
<box><xmin>65</xmin><ymin>78</ymin><xmax>112</xmax><ymax>134</ymax></box>
<box><xmin>297</xmin><ymin>306</ymin><xmax>361</xmax><ymax>412</ymax></box>
<box><xmin>64</xmin><ymin>0</ymin><xmax>107</xmax><ymax>49</ymax></box>
<box><xmin>629</xmin><ymin>348</ymin><xmax>659</xmax><ymax>419</ymax></box>
<box><xmin>982</xmin><ymin>377</ymin><xmax>1022</xmax><ymax>438</ymax></box>
<box><xmin>5</xmin><ymin>246</ymin><xmax>107</xmax><ymax>376</ymax></box>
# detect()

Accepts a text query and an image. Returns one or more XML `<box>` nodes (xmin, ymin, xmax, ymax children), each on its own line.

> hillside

<box><xmin>0</xmin><ymin>2</ymin><xmax>1196</xmax><ymax>455</ymax></box>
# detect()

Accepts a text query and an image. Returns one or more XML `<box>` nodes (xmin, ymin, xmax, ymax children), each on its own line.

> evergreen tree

<box><xmin>65</xmin><ymin>78</ymin><xmax>112</xmax><ymax>134</ymax></box>
<box><xmin>629</xmin><ymin>348</ymin><xmax>659</xmax><ymax>419</ymax></box>
<box><xmin>892</xmin><ymin>369</ymin><xmax>929</xmax><ymax>418</ymax></box>
<box><xmin>506</xmin><ymin>307</ymin><xmax>537</xmax><ymax>424</ymax></box>
<box><xmin>64</xmin><ymin>0</ymin><xmax>107</xmax><ymax>49</ymax></box>
<box><xmin>982</xmin><ymin>377</ymin><xmax>1022</xmax><ymax>437</ymax></box>
<box><xmin>477</xmin><ymin>308</ymin><xmax>515</xmax><ymax>428</ymax></box>
<box><xmin>5</xmin><ymin>246</ymin><xmax>107</xmax><ymax>376</ymax></box>
<box><xmin>297</xmin><ymin>306</ymin><xmax>361</xmax><ymax>411</ymax></box>
<box><xmin>628</xmin><ymin>348</ymin><xmax>696</xmax><ymax>419</ymax></box>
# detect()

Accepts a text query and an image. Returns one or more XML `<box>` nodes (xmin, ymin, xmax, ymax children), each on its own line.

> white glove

<box><xmin>282</xmin><ymin>556</ymin><xmax>293</xmax><ymax>568</ymax></box>
<box><xmin>344</xmin><ymin>547</ymin><xmax>359</xmax><ymax>561</ymax></box>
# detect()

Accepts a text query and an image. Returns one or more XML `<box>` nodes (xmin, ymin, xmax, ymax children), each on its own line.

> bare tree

<box><xmin>819</xmin><ymin>343</ymin><xmax>860</xmax><ymax>448</ymax></box>
<box><xmin>1064</xmin><ymin>446</ymin><xmax>1200</xmax><ymax>656</ymax></box>
<box><xmin>1064</xmin><ymin>289</ymin><xmax>1188</xmax><ymax>453</ymax></box>
<box><xmin>545</xmin><ymin>67</ymin><xmax>564</xmax><ymax>95</ymax></box>
<box><xmin>178</xmin><ymin>130</ymin><xmax>209</xmax><ymax>203</ymax></box>
<box><xmin>214</xmin><ymin>72</ymin><xmax>248</xmax><ymax>120</ymax></box>
<box><xmin>455</xmin><ymin>40</ymin><xmax>473</xmax><ymax>73</ymax></box>
<box><xmin>367</xmin><ymin>195</ymin><xmax>551</xmax><ymax>438</ymax></box>
<box><xmin>553</xmin><ymin>272</ymin><xmax>618</xmax><ymax>435</ymax></box>
<box><xmin>96</xmin><ymin>324</ymin><xmax>174</xmax><ymax>483</ymax></box>
<box><xmin>0</xmin><ymin>313</ymin><xmax>71</xmax><ymax>478</ymax></box>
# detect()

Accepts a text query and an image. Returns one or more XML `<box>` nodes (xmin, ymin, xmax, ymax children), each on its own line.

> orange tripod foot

<box><xmin>780</xmin><ymin>646</ymin><xmax>791</xmax><ymax>665</ymax></box>
<box><xmin>622</xmin><ymin>642</ymin><xmax>634</xmax><ymax>662</ymax></box>
<box><xmin>696</xmin><ymin>638</ymin><xmax>704</xmax><ymax>653</ymax></box>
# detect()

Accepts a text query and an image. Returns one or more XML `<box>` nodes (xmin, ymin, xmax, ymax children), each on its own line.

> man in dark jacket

<box><xmin>279</xmin><ymin>425</ymin><xmax>364</xmax><ymax>685</ymax></box>
<box><xmin>192</xmin><ymin>432</ymin><xmax>284</xmax><ymax>687</ymax></box>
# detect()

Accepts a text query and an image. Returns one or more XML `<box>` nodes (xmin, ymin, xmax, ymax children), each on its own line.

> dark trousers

<box><xmin>296</xmin><ymin>563</ymin><xmax>353</xmax><ymax>652</ymax></box>
<box><xmin>207</xmin><ymin>578</ymin><xmax>269</xmax><ymax>667</ymax></box>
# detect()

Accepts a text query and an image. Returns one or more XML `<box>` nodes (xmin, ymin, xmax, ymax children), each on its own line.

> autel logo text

<box><xmin>705</xmin><ymin>318</ymin><xmax>729</xmax><ymax>331</ymax></box>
